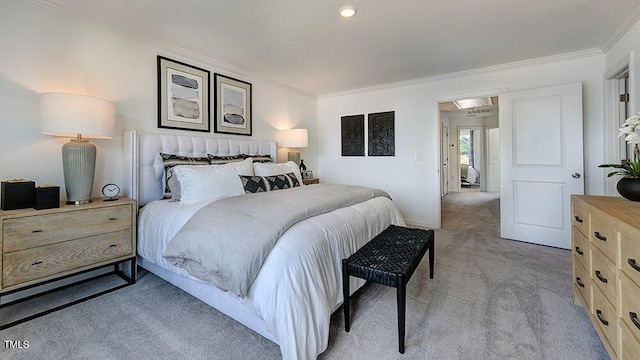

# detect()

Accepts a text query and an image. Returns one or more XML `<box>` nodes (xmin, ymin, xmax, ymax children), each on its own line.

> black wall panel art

<box><xmin>341</xmin><ymin>115</ymin><xmax>365</xmax><ymax>156</ymax></box>
<box><xmin>368</xmin><ymin>111</ymin><xmax>395</xmax><ymax>156</ymax></box>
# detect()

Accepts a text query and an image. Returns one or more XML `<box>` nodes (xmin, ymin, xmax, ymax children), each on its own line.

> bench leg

<box><xmin>429</xmin><ymin>238</ymin><xmax>435</xmax><ymax>279</ymax></box>
<box><xmin>342</xmin><ymin>259</ymin><xmax>350</xmax><ymax>332</ymax></box>
<box><xmin>397</xmin><ymin>274</ymin><xmax>406</xmax><ymax>354</ymax></box>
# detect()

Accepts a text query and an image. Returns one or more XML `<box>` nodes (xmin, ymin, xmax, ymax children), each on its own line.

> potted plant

<box><xmin>599</xmin><ymin>113</ymin><xmax>640</xmax><ymax>201</ymax></box>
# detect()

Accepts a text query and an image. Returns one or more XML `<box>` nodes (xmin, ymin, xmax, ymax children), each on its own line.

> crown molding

<box><xmin>16</xmin><ymin>0</ymin><xmax>317</xmax><ymax>99</ymax></box>
<box><xmin>319</xmin><ymin>48</ymin><xmax>604</xmax><ymax>99</ymax></box>
<box><xmin>600</xmin><ymin>1</ymin><xmax>640</xmax><ymax>53</ymax></box>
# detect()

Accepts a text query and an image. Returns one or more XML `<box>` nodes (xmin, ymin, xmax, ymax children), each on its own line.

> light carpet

<box><xmin>0</xmin><ymin>191</ymin><xmax>608</xmax><ymax>359</ymax></box>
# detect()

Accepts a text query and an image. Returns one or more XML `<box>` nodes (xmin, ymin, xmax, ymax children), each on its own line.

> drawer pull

<box><xmin>575</xmin><ymin>277</ymin><xmax>585</xmax><ymax>288</ymax></box>
<box><xmin>631</xmin><ymin>312</ymin><xmax>640</xmax><ymax>330</ymax></box>
<box><xmin>32</xmin><ymin>229</ymin><xmax>43</xmax><ymax>233</ymax></box>
<box><xmin>595</xmin><ymin>270</ymin><xmax>608</xmax><ymax>284</ymax></box>
<box><xmin>575</xmin><ymin>246</ymin><xmax>583</xmax><ymax>255</ymax></box>
<box><xmin>628</xmin><ymin>258</ymin><xmax>640</xmax><ymax>273</ymax></box>
<box><xmin>596</xmin><ymin>310</ymin><xmax>609</xmax><ymax>326</ymax></box>
<box><xmin>593</xmin><ymin>231</ymin><xmax>607</xmax><ymax>241</ymax></box>
<box><xmin>31</xmin><ymin>261</ymin><xmax>43</xmax><ymax>266</ymax></box>
<box><xmin>108</xmin><ymin>244</ymin><xmax>118</xmax><ymax>248</ymax></box>
<box><xmin>109</xmin><ymin>217</ymin><xmax>118</xmax><ymax>221</ymax></box>
<box><xmin>574</xmin><ymin>215</ymin><xmax>583</xmax><ymax>223</ymax></box>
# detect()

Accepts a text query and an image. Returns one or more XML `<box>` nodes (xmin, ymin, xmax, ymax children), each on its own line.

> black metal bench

<box><xmin>342</xmin><ymin>225</ymin><xmax>435</xmax><ymax>354</ymax></box>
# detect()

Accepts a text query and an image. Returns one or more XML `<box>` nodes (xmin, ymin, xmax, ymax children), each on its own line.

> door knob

<box><xmin>572</xmin><ymin>173</ymin><xmax>581</xmax><ymax>179</ymax></box>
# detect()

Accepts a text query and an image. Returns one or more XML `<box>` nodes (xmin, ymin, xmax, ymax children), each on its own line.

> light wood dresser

<box><xmin>0</xmin><ymin>197</ymin><xmax>137</xmax><ymax>329</ymax></box>
<box><xmin>571</xmin><ymin>195</ymin><xmax>640</xmax><ymax>359</ymax></box>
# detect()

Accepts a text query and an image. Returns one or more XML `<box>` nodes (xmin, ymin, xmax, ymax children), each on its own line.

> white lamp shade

<box><xmin>40</xmin><ymin>92</ymin><xmax>115</xmax><ymax>139</ymax></box>
<box><xmin>281</xmin><ymin>128</ymin><xmax>308</xmax><ymax>148</ymax></box>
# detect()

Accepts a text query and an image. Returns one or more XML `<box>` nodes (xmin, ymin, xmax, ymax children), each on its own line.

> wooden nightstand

<box><xmin>0</xmin><ymin>197</ymin><xmax>137</xmax><ymax>329</ymax></box>
<box><xmin>302</xmin><ymin>178</ymin><xmax>319</xmax><ymax>185</ymax></box>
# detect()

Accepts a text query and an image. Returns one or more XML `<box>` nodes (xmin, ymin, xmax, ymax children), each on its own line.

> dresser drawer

<box><xmin>621</xmin><ymin>322</ymin><xmax>640</xmax><ymax>360</ymax></box>
<box><xmin>573</xmin><ymin>258</ymin><xmax>591</xmax><ymax>310</ymax></box>
<box><xmin>620</xmin><ymin>273</ymin><xmax>640</xmax><ymax>342</ymax></box>
<box><xmin>592</xmin><ymin>285</ymin><xmax>618</xmax><ymax>354</ymax></box>
<box><xmin>591</xmin><ymin>246</ymin><xmax>617</xmax><ymax>306</ymax></box>
<box><xmin>572</xmin><ymin>201</ymin><xmax>589</xmax><ymax>237</ymax></box>
<box><xmin>590</xmin><ymin>215</ymin><xmax>617</xmax><ymax>263</ymax></box>
<box><xmin>572</xmin><ymin>228</ymin><xmax>590</xmax><ymax>272</ymax></box>
<box><xmin>620</xmin><ymin>228</ymin><xmax>640</xmax><ymax>286</ymax></box>
<box><xmin>2</xmin><ymin>230</ymin><xmax>132</xmax><ymax>288</ymax></box>
<box><xmin>3</xmin><ymin>204</ymin><xmax>132</xmax><ymax>253</ymax></box>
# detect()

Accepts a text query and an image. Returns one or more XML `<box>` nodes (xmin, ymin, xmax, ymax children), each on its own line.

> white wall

<box><xmin>318</xmin><ymin>55</ymin><xmax>604</xmax><ymax>228</ymax></box>
<box><xmin>0</xmin><ymin>1</ymin><xmax>317</xmax><ymax>201</ymax></box>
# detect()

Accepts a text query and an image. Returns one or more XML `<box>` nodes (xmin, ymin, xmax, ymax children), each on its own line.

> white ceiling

<box><xmin>39</xmin><ymin>0</ymin><xmax>640</xmax><ymax>95</ymax></box>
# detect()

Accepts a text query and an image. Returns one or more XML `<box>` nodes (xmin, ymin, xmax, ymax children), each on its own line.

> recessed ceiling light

<box><xmin>340</xmin><ymin>6</ymin><xmax>357</xmax><ymax>18</ymax></box>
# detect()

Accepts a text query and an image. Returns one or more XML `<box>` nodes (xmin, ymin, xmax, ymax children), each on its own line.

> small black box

<box><xmin>35</xmin><ymin>186</ymin><xmax>60</xmax><ymax>210</ymax></box>
<box><xmin>1</xmin><ymin>180</ymin><xmax>35</xmax><ymax>210</ymax></box>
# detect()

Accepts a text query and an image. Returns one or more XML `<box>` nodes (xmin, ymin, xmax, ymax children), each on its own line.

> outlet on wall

<box><xmin>414</xmin><ymin>153</ymin><xmax>423</xmax><ymax>161</ymax></box>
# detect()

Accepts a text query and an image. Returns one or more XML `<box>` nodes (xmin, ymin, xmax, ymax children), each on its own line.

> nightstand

<box><xmin>302</xmin><ymin>178</ymin><xmax>319</xmax><ymax>185</ymax></box>
<box><xmin>0</xmin><ymin>197</ymin><xmax>137</xmax><ymax>329</ymax></box>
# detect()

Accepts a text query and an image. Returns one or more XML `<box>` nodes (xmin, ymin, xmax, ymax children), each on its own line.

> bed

<box><xmin>124</xmin><ymin>130</ymin><xmax>406</xmax><ymax>359</ymax></box>
<box><xmin>460</xmin><ymin>164</ymin><xmax>479</xmax><ymax>186</ymax></box>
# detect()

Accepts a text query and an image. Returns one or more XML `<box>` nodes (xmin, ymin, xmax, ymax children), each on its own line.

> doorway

<box><xmin>439</xmin><ymin>95</ymin><xmax>500</xmax><ymax>231</ymax></box>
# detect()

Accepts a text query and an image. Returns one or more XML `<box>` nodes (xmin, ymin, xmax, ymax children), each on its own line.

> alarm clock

<box><xmin>101</xmin><ymin>183</ymin><xmax>120</xmax><ymax>201</ymax></box>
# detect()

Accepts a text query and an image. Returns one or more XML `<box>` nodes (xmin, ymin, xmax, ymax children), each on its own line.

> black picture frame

<box><xmin>214</xmin><ymin>73</ymin><xmax>252</xmax><ymax>136</ymax></box>
<box><xmin>157</xmin><ymin>56</ymin><xmax>210</xmax><ymax>132</ymax></box>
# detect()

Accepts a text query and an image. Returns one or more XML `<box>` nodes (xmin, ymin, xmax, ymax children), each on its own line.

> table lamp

<box><xmin>40</xmin><ymin>92</ymin><xmax>115</xmax><ymax>204</ymax></box>
<box><xmin>281</xmin><ymin>128</ymin><xmax>308</xmax><ymax>166</ymax></box>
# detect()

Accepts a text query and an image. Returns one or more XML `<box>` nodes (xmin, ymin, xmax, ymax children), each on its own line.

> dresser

<box><xmin>571</xmin><ymin>195</ymin><xmax>640</xmax><ymax>359</ymax></box>
<box><xmin>0</xmin><ymin>198</ymin><xmax>137</xmax><ymax>329</ymax></box>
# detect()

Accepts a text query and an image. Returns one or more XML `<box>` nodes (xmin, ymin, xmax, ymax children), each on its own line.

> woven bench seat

<box><xmin>342</xmin><ymin>225</ymin><xmax>435</xmax><ymax>354</ymax></box>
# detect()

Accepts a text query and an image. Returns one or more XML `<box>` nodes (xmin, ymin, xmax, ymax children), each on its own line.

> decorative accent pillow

<box><xmin>208</xmin><ymin>153</ymin><xmax>272</xmax><ymax>165</ymax></box>
<box><xmin>247</xmin><ymin>154</ymin><xmax>273</xmax><ymax>163</ymax></box>
<box><xmin>239</xmin><ymin>173</ymin><xmax>301</xmax><ymax>193</ymax></box>
<box><xmin>172</xmin><ymin>158</ymin><xmax>254</xmax><ymax>203</ymax></box>
<box><xmin>160</xmin><ymin>153</ymin><xmax>210</xmax><ymax>199</ymax></box>
<box><xmin>253</xmin><ymin>161</ymin><xmax>304</xmax><ymax>185</ymax></box>
<box><xmin>207</xmin><ymin>154</ymin><xmax>246</xmax><ymax>165</ymax></box>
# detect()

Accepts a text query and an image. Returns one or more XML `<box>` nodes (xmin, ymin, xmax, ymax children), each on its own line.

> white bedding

<box><xmin>138</xmin><ymin>195</ymin><xmax>405</xmax><ymax>359</ymax></box>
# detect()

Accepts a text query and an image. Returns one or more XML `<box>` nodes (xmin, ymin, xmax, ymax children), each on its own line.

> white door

<box><xmin>487</xmin><ymin>127</ymin><xmax>500</xmax><ymax>192</ymax></box>
<box><xmin>499</xmin><ymin>83</ymin><xmax>584</xmax><ymax>249</ymax></box>
<box><xmin>442</xmin><ymin>125</ymin><xmax>449</xmax><ymax>195</ymax></box>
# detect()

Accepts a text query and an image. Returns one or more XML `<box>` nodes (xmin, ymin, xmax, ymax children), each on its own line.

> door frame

<box><xmin>604</xmin><ymin>54</ymin><xmax>634</xmax><ymax>196</ymax></box>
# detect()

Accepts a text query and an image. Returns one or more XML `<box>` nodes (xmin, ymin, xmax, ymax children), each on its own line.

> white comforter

<box><xmin>138</xmin><ymin>193</ymin><xmax>405</xmax><ymax>359</ymax></box>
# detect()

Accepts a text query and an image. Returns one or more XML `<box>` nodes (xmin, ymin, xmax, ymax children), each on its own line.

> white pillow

<box><xmin>172</xmin><ymin>158</ymin><xmax>254</xmax><ymax>203</ymax></box>
<box><xmin>253</xmin><ymin>161</ymin><xmax>304</xmax><ymax>185</ymax></box>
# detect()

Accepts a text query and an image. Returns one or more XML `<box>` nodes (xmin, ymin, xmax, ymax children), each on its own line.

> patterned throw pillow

<box><xmin>208</xmin><ymin>154</ymin><xmax>272</xmax><ymax>165</ymax></box>
<box><xmin>160</xmin><ymin>153</ymin><xmax>210</xmax><ymax>199</ymax></box>
<box><xmin>239</xmin><ymin>172</ymin><xmax>300</xmax><ymax>193</ymax></box>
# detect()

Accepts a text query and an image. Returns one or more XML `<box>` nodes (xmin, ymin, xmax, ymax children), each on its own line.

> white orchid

<box><xmin>619</xmin><ymin>113</ymin><xmax>640</xmax><ymax>142</ymax></box>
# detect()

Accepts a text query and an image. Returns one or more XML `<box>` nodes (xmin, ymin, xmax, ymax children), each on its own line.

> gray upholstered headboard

<box><xmin>124</xmin><ymin>130</ymin><xmax>278</xmax><ymax>206</ymax></box>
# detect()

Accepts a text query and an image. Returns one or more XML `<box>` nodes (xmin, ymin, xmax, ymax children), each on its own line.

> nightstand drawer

<box><xmin>3</xmin><ymin>204</ymin><xmax>132</xmax><ymax>253</ymax></box>
<box><xmin>2</xmin><ymin>230</ymin><xmax>132</xmax><ymax>288</ymax></box>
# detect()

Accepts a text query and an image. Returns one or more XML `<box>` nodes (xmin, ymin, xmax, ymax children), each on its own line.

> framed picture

<box><xmin>302</xmin><ymin>170</ymin><xmax>313</xmax><ymax>179</ymax></box>
<box><xmin>157</xmin><ymin>56</ymin><xmax>210</xmax><ymax>132</ymax></box>
<box><xmin>214</xmin><ymin>73</ymin><xmax>252</xmax><ymax>136</ymax></box>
